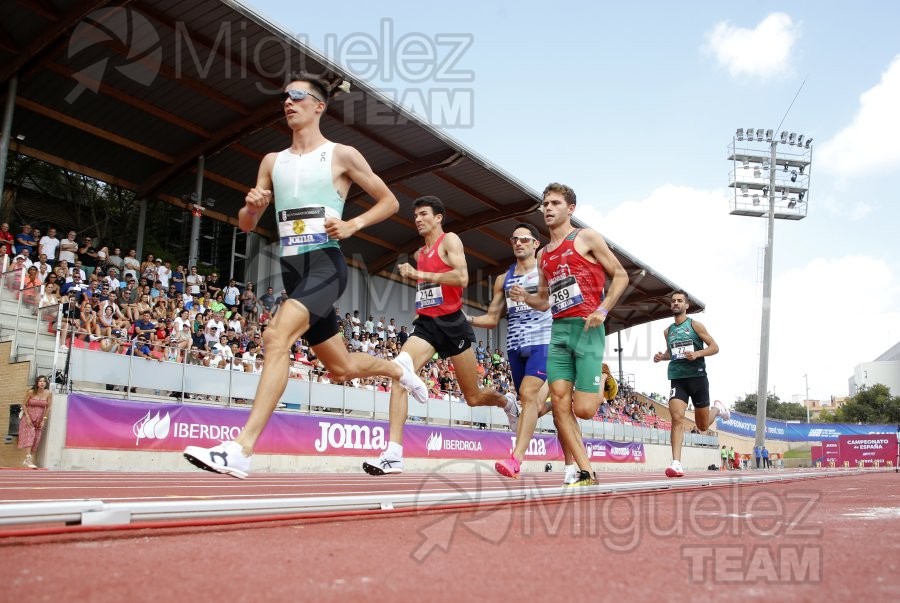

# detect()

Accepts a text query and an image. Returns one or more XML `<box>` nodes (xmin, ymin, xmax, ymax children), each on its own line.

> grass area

<box><xmin>782</xmin><ymin>449</ymin><xmax>811</xmax><ymax>459</ymax></box>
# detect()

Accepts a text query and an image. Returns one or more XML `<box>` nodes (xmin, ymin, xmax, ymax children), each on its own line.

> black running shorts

<box><xmin>669</xmin><ymin>376</ymin><xmax>711</xmax><ymax>408</ymax></box>
<box><xmin>280</xmin><ymin>248</ymin><xmax>346</xmax><ymax>346</ymax></box>
<box><xmin>410</xmin><ymin>309</ymin><xmax>475</xmax><ymax>359</ymax></box>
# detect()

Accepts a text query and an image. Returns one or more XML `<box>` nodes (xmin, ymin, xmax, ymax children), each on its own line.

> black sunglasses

<box><xmin>280</xmin><ymin>89</ymin><xmax>322</xmax><ymax>103</ymax></box>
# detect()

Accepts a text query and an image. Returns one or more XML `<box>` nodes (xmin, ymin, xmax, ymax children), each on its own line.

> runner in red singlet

<box><xmin>363</xmin><ymin>196</ymin><xmax>509</xmax><ymax>475</ymax></box>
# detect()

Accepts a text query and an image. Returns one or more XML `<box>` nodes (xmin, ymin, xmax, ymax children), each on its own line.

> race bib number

<box><xmin>671</xmin><ymin>340</ymin><xmax>695</xmax><ymax>361</ymax></box>
<box><xmin>549</xmin><ymin>276</ymin><xmax>584</xmax><ymax>315</ymax></box>
<box><xmin>279</xmin><ymin>206</ymin><xmax>328</xmax><ymax>249</ymax></box>
<box><xmin>506</xmin><ymin>285</ymin><xmax>537</xmax><ymax>316</ymax></box>
<box><xmin>416</xmin><ymin>282</ymin><xmax>443</xmax><ymax>310</ymax></box>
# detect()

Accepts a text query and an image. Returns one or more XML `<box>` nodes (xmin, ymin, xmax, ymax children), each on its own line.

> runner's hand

<box><xmin>324</xmin><ymin>217</ymin><xmax>357</xmax><ymax>240</ymax></box>
<box><xmin>508</xmin><ymin>284</ymin><xmax>526</xmax><ymax>302</ymax></box>
<box><xmin>245</xmin><ymin>188</ymin><xmax>272</xmax><ymax>213</ymax></box>
<box><xmin>397</xmin><ymin>263</ymin><xmax>418</xmax><ymax>280</ymax></box>
<box><xmin>583</xmin><ymin>309</ymin><xmax>607</xmax><ymax>331</ymax></box>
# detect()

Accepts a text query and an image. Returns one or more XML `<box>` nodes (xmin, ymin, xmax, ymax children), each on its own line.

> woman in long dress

<box><xmin>18</xmin><ymin>375</ymin><xmax>52</xmax><ymax>469</ymax></box>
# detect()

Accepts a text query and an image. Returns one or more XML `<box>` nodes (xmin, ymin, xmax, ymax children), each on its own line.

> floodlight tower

<box><xmin>728</xmin><ymin>128</ymin><xmax>813</xmax><ymax>449</ymax></box>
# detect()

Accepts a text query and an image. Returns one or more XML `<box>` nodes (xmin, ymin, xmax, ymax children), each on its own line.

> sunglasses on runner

<box><xmin>281</xmin><ymin>89</ymin><xmax>322</xmax><ymax>103</ymax></box>
<box><xmin>509</xmin><ymin>236</ymin><xmax>536</xmax><ymax>244</ymax></box>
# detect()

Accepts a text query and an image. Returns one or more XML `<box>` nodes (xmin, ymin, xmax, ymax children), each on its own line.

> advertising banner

<box><xmin>715</xmin><ymin>410</ymin><xmax>896</xmax><ymax>443</ymax></box>
<box><xmin>838</xmin><ymin>434</ymin><xmax>898</xmax><ymax>467</ymax></box>
<box><xmin>66</xmin><ymin>394</ymin><xmax>645</xmax><ymax>463</ymax></box>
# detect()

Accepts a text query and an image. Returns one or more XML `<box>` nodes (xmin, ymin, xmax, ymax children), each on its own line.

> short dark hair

<box><xmin>672</xmin><ymin>289</ymin><xmax>689</xmax><ymax>303</ymax></box>
<box><xmin>413</xmin><ymin>196</ymin><xmax>445</xmax><ymax>220</ymax></box>
<box><xmin>287</xmin><ymin>72</ymin><xmax>330</xmax><ymax>104</ymax></box>
<box><xmin>513</xmin><ymin>223</ymin><xmax>540</xmax><ymax>240</ymax></box>
<box><xmin>542</xmin><ymin>182</ymin><xmax>577</xmax><ymax>205</ymax></box>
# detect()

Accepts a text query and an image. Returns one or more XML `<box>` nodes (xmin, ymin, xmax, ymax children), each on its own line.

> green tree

<box><xmin>834</xmin><ymin>384</ymin><xmax>900</xmax><ymax>424</ymax></box>
<box><xmin>734</xmin><ymin>393</ymin><xmax>783</xmax><ymax>418</ymax></box>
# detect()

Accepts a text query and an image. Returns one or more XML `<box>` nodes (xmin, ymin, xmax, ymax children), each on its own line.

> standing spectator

<box><xmin>38</xmin><ymin>227</ymin><xmax>60</xmax><ymax>261</ymax></box>
<box><xmin>158</xmin><ymin>260</ymin><xmax>172</xmax><ymax>289</ymax></box>
<box><xmin>272</xmin><ymin>289</ymin><xmax>288</xmax><ymax>314</ymax></box>
<box><xmin>240</xmin><ymin>282</ymin><xmax>257</xmax><ymax>319</ymax></box>
<box><xmin>223</xmin><ymin>278</ymin><xmax>240</xmax><ymax>307</ymax></box>
<box><xmin>172</xmin><ymin>264</ymin><xmax>185</xmax><ymax>294</ymax></box>
<box><xmin>58</xmin><ymin>231</ymin><xmax>79</xmax><ymax>265</ymax></box>
<box><xmin>186</xmin><ymin>265</ymin><xmax>204</xmax><ymax>297</ymax></box>
<box><xmin>140</xmin><ymin>254</ymin><xmax>157</xmax><ymax>282</ymax></box>
<box><xmin>351</xmin><ymin>310</ymin><xmax>361</xmax><ymax>336</ymax></box>
<box><xmin>720</xmin><ymin>445</ymin><xmax>728</xmax><ymax>471</ymax></box>
<box><xmin>364</xmin><ymin>314</ymin><xmax>375</xmax><ymax>335</ymax></box>
<box><xmin>376</xmin><ymin>316</ymin><xmax>386</xmax><ymax>340</ymax></box>
<box><xmin>122</xmin><ymin>249</ymin><xmax>140</xmax><ymax>280</ymax></box>
<box><xmin>257</xmin><ymin>286</ymin><xmax>275</xmax><ymax>314</ymax></box>
<box><xmin>762</xmin><ymin>446</ymin><xmax>770</xmax><ymax>469</ymax></box>
<box><xmin>475</xmin><ymin>340</ymin><xmax>487</xmax><ymax>363</ymax></box>
<box><xmin>94</xmin><ymin>247</ymin><xmax>111</xmax><ymax>277</ymax></box>
<box><xmin>205</xmin><ymin>271</ymin><xmax>222</xmax><ymax>299</ymax></box>
<box><xmin>18</xmin><ymin>375</ymin><xmax>53</xmax><ymax>469</ymax></box>
<box><xmin>107</xmin><ymin>247</ymin><xmax>124</xmax><ymax>272</ymax></box>
<box><xmin>0</xmin><ymin>222</ymin><xmax>14</xmax><ymax>248</ymax></box>
<box><xmin>727</xmin><ymin>446</ymin><xmax>735</xmax><ymax>470</ymax></box>
<box><xmin>14</xmin><ymin>224</ymin><xmax>36</xmax><ymax>256</ymax></box>
<box><xmin>754</xmin><ymin>445</ymin><xmax>762</xmax><ymax>469</ymax></box>
<box><xmin>78</xmin><ymin>235</ymin><xmax>98</xmax><ymax>278</ymax></box>
<box><xmin>397</xmin><ymin>325</ymin><xmax>409</xmax><ymax>346</ymax></box>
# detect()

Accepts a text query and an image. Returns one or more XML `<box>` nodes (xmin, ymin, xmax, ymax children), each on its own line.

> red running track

<box><xmin>1</xmin><ymin>469</ymin><xmax>898</xmax><ymax>602</ymax></box>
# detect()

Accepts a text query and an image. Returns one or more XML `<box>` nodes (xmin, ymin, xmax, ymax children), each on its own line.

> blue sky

<box><xmin>250</xmin><ymin>1</ymin><xmax>900</xmax><ymax>404</ymax></box>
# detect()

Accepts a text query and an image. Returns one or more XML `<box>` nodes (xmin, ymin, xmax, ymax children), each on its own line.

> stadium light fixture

<box><xmin>727</xmin><ymin>125</ymin><xmax>812</xmax><ymax>451</ymax></box>
<box><xmin>736</xmin><ymin>128</ymin><xmax>744</xmax><ymax>140</ymax></box>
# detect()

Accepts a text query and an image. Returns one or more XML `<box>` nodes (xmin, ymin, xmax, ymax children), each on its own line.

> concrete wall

<box><xmin>0</xmin><ymin>340</ymin><xmax>35</xmax><ymax>468</ymax></box>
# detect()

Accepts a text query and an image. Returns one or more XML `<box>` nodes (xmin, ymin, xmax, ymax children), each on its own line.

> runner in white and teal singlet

<box><xmin>271</xmin><ymin>141</ymin><xmax>343</xmax><ymax>256</ymax></box>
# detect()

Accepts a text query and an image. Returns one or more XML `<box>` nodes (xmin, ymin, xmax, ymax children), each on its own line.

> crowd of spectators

<box><xmin>2</xmin><ymin>221</ymin><xmax>665</xmax><ymax>426</ymax></box>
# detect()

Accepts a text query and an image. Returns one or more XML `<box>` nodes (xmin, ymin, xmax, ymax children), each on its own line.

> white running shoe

<box><xmin>183</xmin><ymin>441</ymin><xmax>250</xmax><ymax>479</ymax></box>
<box><xmin>563</xmin><ymin>464</ymin><xmax>578</xmax><ymax>485</ymax></box>
<box><xmin>394</xmin><ymin>353</ymin><xmax>428</xmax><ymax>404</ymax></box>
<box><xmin>363</xmin><ymin>451</ymin><xmax>404</xmax><ymax>475</ymax></box>
<box><xmin>504</xmin><ymin>398</ymin><xmax>520</xmax><ymax>434</ymax></box>
<box><xmin>665</xmin><ymin>460</ymin><xmax>685</xmax><ymax>478</ymax></box>
<box><xmin>713</xmin><ymin>399</ymin><xmax>731</xmax><ymax>422</ymax></box>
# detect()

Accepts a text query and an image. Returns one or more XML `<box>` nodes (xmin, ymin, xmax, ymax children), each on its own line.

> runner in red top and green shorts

<box><xmin>363</xmin><ymin>196</ymin><xmax>508</xmax><ymax>476</ymax></box>
<box><xmin>521</xmin><ymin>183</ymin><xmax>629</xmax><ymax>487</ymax></box>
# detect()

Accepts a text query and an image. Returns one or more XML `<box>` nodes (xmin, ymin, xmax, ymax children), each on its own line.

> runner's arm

<box><xmin>470</xmin><ymin>273</ymin><xmax>507</xmax><ymax>328</ymax></box>
<box><xmin>687</xmin><ymin>320</ymin><xmax>719</xmax><ymax>360</ymax></box>
<box><xmin>328</xmin><ymin>145</ymin><xmax>399</xmax><ymax>239</ymax></box>
<box><xmin>239</xmin><ymin>153</ymin><xmax>276</xmax><ymax>232</ymax></box>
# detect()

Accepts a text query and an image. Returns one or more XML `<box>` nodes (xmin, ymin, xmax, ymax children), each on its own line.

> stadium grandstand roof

<box><xmin>0</xmin><ymin>0</ymin><xmax>703</xmax><ymax>333</ymax></box>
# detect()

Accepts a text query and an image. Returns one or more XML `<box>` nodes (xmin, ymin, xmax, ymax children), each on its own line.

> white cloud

<box><xmin>583</xmin><ymin>185</ymin><xmax>899</xmax><ymax>404</ymax></box>
<box><xmin>817</xmin><ymin>55</ymin><xmax>900</xmax><ymax>178</ymax></box>
<box><xmin>704</xmin><ymin>13</ymin><xmax>798</xmax><ymax>79</ymax></box>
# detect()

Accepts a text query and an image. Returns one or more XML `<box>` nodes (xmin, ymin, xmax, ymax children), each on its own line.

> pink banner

<box><xmin>838</xmin><ymin>434</ymin><xmax>897</xmax><ymax>467</ymax></box>
<box><xmin>822</xmin><ymin>441</ymin><xmax>841</xmax><ymax>463</ymax></box>
<box><xmin>65</xmin><ymin>394</ymin><xmax>645</xmax><ymax>463</ymax></box>
<box><xmin>810</xmin><ymin>445</ymin><xmax>822</xmax><ymax>463</ymax></box>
